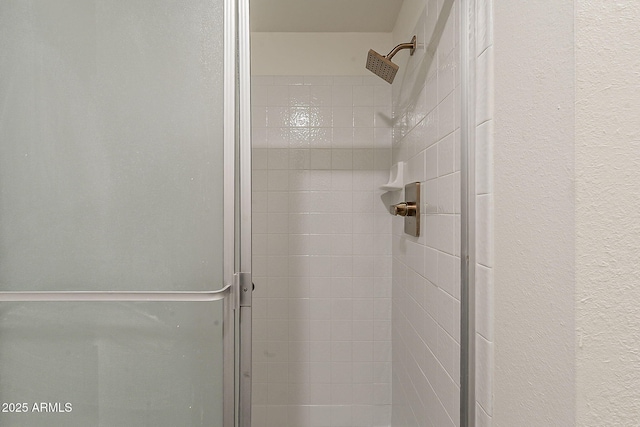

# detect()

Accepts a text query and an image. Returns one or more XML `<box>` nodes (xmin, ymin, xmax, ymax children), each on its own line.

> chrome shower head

<box><xmin>365</xmin><ymin>35</ymin><xmax>417</xmax><ymax>84</ymax></box>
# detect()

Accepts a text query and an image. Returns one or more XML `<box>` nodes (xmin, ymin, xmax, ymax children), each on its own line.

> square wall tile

<box><xmin>252</xmin><ymin>75</ymin><xmax>394</xmax><ymax>427</ymax></box>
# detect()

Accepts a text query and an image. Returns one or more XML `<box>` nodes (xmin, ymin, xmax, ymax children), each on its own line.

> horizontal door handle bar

<box><xmin>0</xmin><ymin>284</ymin><xmax>231</xmax><ymax>302</ymax></box>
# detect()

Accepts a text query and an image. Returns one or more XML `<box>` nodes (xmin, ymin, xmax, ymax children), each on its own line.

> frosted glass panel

<box><xmin>0</xmin><ymin>0</ymin><xmax>228</xmax><ymax>426</ymax></box>
<box><xmin>0</xmin><ymin>0</ymin><xmax>225</xmax><ymax>291</ymax></box>
<box><xmin>0</xmin><ymin>301</ymin><xmax>223</xmax><ymax>427</ymax></box>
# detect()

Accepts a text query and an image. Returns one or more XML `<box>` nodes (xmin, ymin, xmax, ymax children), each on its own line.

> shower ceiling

<box><xmin>250</xmin><ymin>0</ymin><xmax>404</xmax><ymax>32</ymax></box>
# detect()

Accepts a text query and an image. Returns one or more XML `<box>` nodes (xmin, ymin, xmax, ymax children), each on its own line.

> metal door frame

<box><xmin>229</xmin><ymin>0</ymin><xmax>253</xmax><ymax>423</ymax></box>
<box><xmin>236</xmin><ymin>0</ymin><xmax>253</xmax><ymax>425</ymax></box>
<box><xmin>223</xmin><ymin>0</ymin><xmax>238</xmax><ymax>424</ymax></box>
<box><xmin>460</xmin><ymin>0</ymin><xmax>476</xmax><ymax>425</ymax></box>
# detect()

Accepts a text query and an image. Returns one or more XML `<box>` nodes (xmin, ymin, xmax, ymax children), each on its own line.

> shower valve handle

<box><xmin>389</xmin><ymin>183</ymin><xmax>421</xmax><ymax>237</ymax></box>
<box><xmin>390</xmin><ymin>202</ymin><xmax>416</xmax><ymax>217</ymax></box>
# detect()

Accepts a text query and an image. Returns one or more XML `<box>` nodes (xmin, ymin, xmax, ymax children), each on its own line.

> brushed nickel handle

<box><xmin>391</xmin><ymin>202</ymin><xmax>417</xmax><ymax>217</ymax></box>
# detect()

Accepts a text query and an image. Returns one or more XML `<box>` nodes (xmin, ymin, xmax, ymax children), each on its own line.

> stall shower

<box><xmin>249</xmin><ymin>0</ymin><xmax>490</xmax><ymax>425</ymax></box>
<box><xmin>251</xmin><ymin>74</ymin><xmax>395</xmax><ymax>426</ymax></box>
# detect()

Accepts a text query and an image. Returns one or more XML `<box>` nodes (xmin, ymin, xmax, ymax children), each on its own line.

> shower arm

<box><xmin>385</xmin><ymin>35</ymin><xmax>417</xmax><ymax>60</ymax></box>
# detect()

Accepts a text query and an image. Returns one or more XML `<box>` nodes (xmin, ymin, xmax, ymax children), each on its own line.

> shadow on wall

<box><xmin>392</xmin><ymin>0</ymin><xmax>455</xmax><ymax>130</ymax></box>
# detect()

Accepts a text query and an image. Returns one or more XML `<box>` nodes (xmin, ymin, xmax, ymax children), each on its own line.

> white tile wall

<box><xmin>390</xmin><ymin>0</ymin><xmax>495</xmax><ymax>425</ymax></box>
<box><xmin>391</xmin><ymin>1</ymin><xmax>462</xmax><ymax>426</ymax></box>
<box><xmin>252</xmin><ymin>75</ymin><xmax>393</xmax><ymax>427</ymax></box>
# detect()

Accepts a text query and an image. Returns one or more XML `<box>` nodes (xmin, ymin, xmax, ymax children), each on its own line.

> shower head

<box><xmin>365</xmin><ymin>35</ymin><xmax>417</xmax><ymax>84</ymax></box>
<box><xmin>366</xmin><ymin>50</ymin><xmax>399</xmax><ymax>84</ymax></box>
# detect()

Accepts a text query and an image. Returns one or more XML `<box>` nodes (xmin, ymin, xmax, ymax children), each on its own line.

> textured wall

<box><xmin>576</xmin><ymin>1</ymin><xmax>640</xmax><ymax>424</ymax></box>
<box><xmin>493</xmin><ymin>1</ymin><xmax>576</xmax><ymax>426</ymax></box>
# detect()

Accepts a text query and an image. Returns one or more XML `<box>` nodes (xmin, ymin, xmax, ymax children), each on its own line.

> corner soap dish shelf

<box><xmin>380</xmin><ymin>162</ymin><xmax>404</xmax><ymax>191</ymax></box>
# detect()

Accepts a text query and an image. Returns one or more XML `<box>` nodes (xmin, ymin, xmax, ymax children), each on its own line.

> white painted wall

<box><xmin>493</xmin><ymin>1</ymin><xmax>576</xmax><ymax>426</ymax></box>
<box><xmin>576</xmin><ymin>2</ymin><xmax>640</xmax><ymax>425</ymax></box>
<box><xmin>251</xmin><ymin>33</ymin><xmax>393</xmax><ymax>76</ymax></box>
<box><xmin>473</xmin><ymin>0</ymin><xmax>494</xmax><ymax>425</ymax></box>
<box><xmin>392</xmin><ymin>0</ymin><xmax>425</xmax><ymax>44</ymax></box>
<box><xmin>494</xmin><ymin>1</ymin><xmax>640</xmax><ymax>425</ymax></box>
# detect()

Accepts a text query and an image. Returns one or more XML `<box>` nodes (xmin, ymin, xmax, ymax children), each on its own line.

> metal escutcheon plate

<box><xmin>404</xmin><ymin>182</ymin><xmax>420</xmax><ymax>237</ymax></box>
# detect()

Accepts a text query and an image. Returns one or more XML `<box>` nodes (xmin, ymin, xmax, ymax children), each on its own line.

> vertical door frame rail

<box><xmin>237</xmin><ymin>0</ymin><xmax>253</xmax><ymax>425</ymax></box>
<box><xmin>460</xmin><ymin>0</ymin><xmax>477</xmax><ymax>425</ymax></box>
<box><xmin>0</xmin><ymin>0</ymin><xmax>251</xmax><ymax>426</ymax></box>
<box><xmin>223</xmin><ymin>0</ymin><xmax>239</xmax><ymax>425</ymax></box>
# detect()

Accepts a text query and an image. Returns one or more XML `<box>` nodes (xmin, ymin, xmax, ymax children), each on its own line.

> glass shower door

<box><xmin>0</xmin><ymin>0</ymin><xmax>242</xmax><ymax>426</ymax></box>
